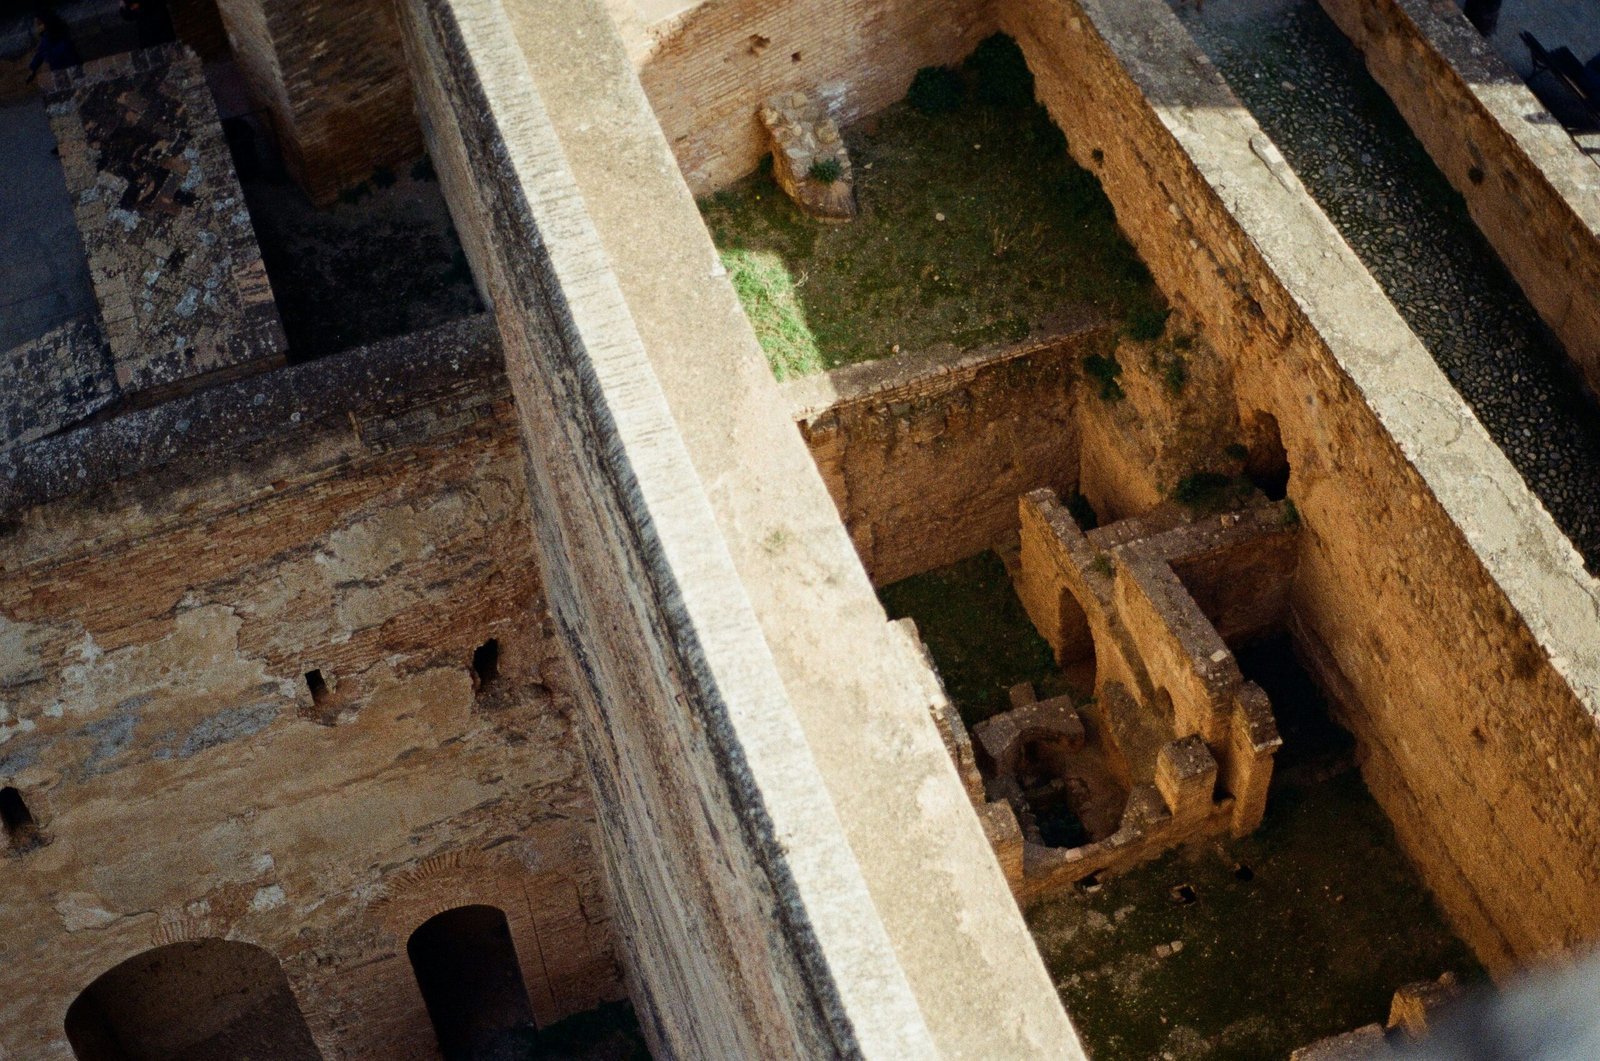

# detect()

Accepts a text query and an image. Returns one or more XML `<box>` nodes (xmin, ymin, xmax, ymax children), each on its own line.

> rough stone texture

<box><xmin>1318</xmin><ymin>0</ymin><xmax>1600</xmax><ymax>396</ymax></box>
<box><xmin>757</xmin><ymin>90</ymin><xmax>855</xmax><ymax>221</ymax></box>
<box><xmin>1001</xmin><ymin>0</ymin><xmax>1600</xmax><ymax>973</ymax></box>
<box><xmin>400</xmin><ymin>0</ymin><xmax>1084</xmax><ymax>1055</ymax></box>
<box><xmin>1290</xmin><ymin>1024</ymin><xmax>1395</xmax><ymax>1059</ymax></box>
<box><xmin>635</xmin><ymin>0</ymin><xmax>997</xmax><ymax>193</ymax></box>
<box><xmin>1</xmin><ymin>315</ymin><xmax>503</xmax><ymax>516</ymax></box>
<box><xmin>1016</xmin><ymin>489</ymin><xmax>1288</xmax><ymax>840</ymax></box>
<box><xmin>0</xmin><ymin>319</ymin><xmax>114</xmax><ymax>453</ymax></box>
<box><xmin>785</xmin><ymin>323</ymin><xmax>1113</xmax><ymax>585</ymax></box>
<box><xmin>1386</xmin><ymin>974</ymin><xmax>1460</xmax><ymax>1037</ymax></box>
<box><xmin>214</xmin><ymin>0</ymin><xmax>423</xmax><ymax>204</ymax></box>
<box><xmin>43</xmin><ymin>46</ymin><xmax>285</xmax><ymax>397</ymax></box>
<box><xmin>0</xmin><ymin>345</ymin><xmax>622</xmax><ymax>1058</ymax></box>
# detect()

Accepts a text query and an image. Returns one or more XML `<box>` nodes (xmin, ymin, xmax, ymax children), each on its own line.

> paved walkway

<box><xmin>0</xmin><ymin>98</ymin><xmax>95</xmax><ymax>353</ymax></box>
<box><xmin>1175</xmin><ymin>0</ymin><xmax>1600</xmax><ymax>571</ymax></box>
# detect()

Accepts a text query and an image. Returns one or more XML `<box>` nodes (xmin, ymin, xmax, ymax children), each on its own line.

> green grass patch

<box><xmin>1029</xmin><ymin>771</ymin><xmax>1483</xmax><ymax>1060</ymax></box>
<box><xmin>879</xmin><ymin>551</ymin><xmax>1070</xmax><ymax>728</ymax></box>
<box><xmin>721</xmin><ymin>248</ymin><xmax>823</xmax><ymax>381</ymax></box>
<box><xmin>699</xmin><ymin>34</ymin><xmax>1165</xmax><ymax>377</ymax></box>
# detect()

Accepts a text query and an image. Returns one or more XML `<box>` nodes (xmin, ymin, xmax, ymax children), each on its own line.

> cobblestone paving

<box><xmin>1177</xmin><ymin>0</ymin><xmax>1600</xmax><ymax>571</ymax></box>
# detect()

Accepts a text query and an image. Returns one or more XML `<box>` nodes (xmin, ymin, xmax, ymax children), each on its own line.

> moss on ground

<box><xmin>699</xmin><ymin>39</ymin><xmax>1164</xmax><ymax>379</ymax></box>
<box><xmin>1029</xmin><ymin>771</ymin><xmax>1484</xmax><ymax>1060</ymax></box>
<box><xmin>879</xmin><ymin>551</ymin><xmax>1073</xmax><ymax>728</ymax></box>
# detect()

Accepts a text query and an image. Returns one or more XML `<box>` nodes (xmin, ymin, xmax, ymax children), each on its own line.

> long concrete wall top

<box><xmin>400</xmin><ymin>0</ymin><xmax>1083</xmax><ymax>1055</ymax></box>
<box><xmin>1319</xmin><ymin>0</ymin><xmax>1600</xmax><ymax>397</ymax></box>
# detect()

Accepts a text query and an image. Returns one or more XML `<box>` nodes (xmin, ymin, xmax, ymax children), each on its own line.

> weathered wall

<box><xmin>636</xmin><ymin>0</ymin><xmax>997</xmax><ymax>193</ymax></box>
<box><xmin>1001</xmin><ymin>0</ymin><xmax>1600</xmax><ymax>974</ymax></box>
<box><xmin>0</xmin><ymin>328</ymin><xmax>620</xmax><ymax>1058</ymax></box>
<box><xmin>215</xmin><ymin>0</ymin><xmax>423</xmax><ymax>204</ymax></box>
<box><xmin>783</xmin><ymin>326</ymin><xmax>1112</xmax><ymax>586</ymax></box>
<box><xmin>1318</xmin><ymin>0</ymin><xmax>1600</xmax><ymax>396</ymax></box>
<box><xmin>401</xmin><ymin>0</ymin><xmax>1084</xmax><ymax>1056</ymax></box>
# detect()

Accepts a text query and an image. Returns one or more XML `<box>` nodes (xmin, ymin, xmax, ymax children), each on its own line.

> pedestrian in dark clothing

<box><xmin>121</xmin><ymin>0</ymin><xmax>176</xmax><ymax>49</ymax></box>
<box><xmin>25</xmin><ymin>12</ymin><xmax>80</xmax><ymax>84</ymax></box>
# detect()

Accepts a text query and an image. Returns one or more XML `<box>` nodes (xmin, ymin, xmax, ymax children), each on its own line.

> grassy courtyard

<box><xmin>699</xmin><ymin>36</ymin><xmax>1165</xmax><ymax>379</ymax></box>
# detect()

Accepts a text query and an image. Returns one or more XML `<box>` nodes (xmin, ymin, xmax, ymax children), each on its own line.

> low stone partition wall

<box><xmin>1317</xmin><ymin>0</ymin><xmax>1600</xmax><ymax>395</ymax></box>
<box><xmin>401</xmin><ymin>0</ymin><xmax>1080</xmax><ymax>1056</ymax></box>
<box><xmin>1001</xmin><ymin>0</ymin><xmax>1600</xmax><ymax>974</ymax></box>
<box><xmin>635</xmin><ymin>0</ymin><xmax>996</xmax><ymax>193</ymax></box>
<box><xmin>782</xmin><ymin>323</ymin><xmax>1113</xmax><ymax>585</ymax></box>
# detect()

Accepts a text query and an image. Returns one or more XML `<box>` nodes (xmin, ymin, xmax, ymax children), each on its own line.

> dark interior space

<box><xmin>407</xmin><ymin>905</ymin><xmax>538</xmax><ymax>1061</ymax></box>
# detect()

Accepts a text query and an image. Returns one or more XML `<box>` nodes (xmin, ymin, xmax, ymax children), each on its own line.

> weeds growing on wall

<box><xmin>1173</xmin><ymin>471</ymin><xmax>1249</xmax><ymax>512</ymax></box>
<box><xmin>1084</xmin><ymin>353</ymin><xmax>1125</xmax><ymax>402</ymax></box>
<box><xmin>807</xmin><ymin>157</ymin><xmax>843</xmax><ymax>184</ymax></box>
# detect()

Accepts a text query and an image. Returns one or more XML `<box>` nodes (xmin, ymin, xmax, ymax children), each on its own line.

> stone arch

<box><xmin>64</xmin><ymin>938</ymin><xmax>321</xmax><ymax>1060</ymax></box>
<box><xmin>407</xmin><ymin>905</ymin><xmax>538</xmax><ymax>1060</ymax></box>
<box><xmin>373</xmin><ymin>849</ymin><xmax>562</xmax><ymax>1027</ymax></box>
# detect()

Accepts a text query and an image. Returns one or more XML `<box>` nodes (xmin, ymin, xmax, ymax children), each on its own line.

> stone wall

<box><xmin>783</xmin><ymin>324</ymin><xmax>1113</xmax><ymax>586</ymax></box>
<box><xmin>400</xmin><ymin>0</ymin><xmax>1084</xmax><ymax>1056</ymax></box>
<box><xmin>44</xmin><ymin>46</ymin><xmax>285</xmax><ymax>397</ymax></box>
<box><xmin>637</xmin><ymin>0</ymin><xmax>997</xmax><ymax>193</ymax></box>
<box><xmin>1000</xmin><ymin>0</ymin><xmax>1600</xmax><ymax>974</ymax></box>
<box><xmin>1317</xmin><ymin>0</ymin><xmax>1600</xmax><ymax>396</ymax></box>
<box><xmin>215</xmin><ymin>0</ymin><xmax>422</xmax><ymax>204</ymax></box>
<box><xmin>0</xmin><ymin>331</ymin><xmax>620</xmax><ymax>1057</ymax></box>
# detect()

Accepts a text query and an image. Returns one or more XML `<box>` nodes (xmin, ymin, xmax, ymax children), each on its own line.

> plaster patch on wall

<box><xmin>55</xmin><ymin>893</ymin><xmax>119</xmax><ymax>932</ymax></box>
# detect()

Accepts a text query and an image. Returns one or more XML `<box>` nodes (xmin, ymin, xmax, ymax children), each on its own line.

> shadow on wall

<box><xmin>64</xmin><ymin>938</ymin><xmax>322</xmax><ymax>1060</ymax></box>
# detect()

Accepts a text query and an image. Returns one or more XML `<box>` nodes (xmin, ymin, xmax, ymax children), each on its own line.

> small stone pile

<box><xmin>757</xmin><ymin>91</ymin><xmax>856</xmax><ymax>222</ymax></box>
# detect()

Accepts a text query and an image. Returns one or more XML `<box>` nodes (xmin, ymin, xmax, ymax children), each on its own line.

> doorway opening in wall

<box><xmin>64</xmin><ymin>939</ymin><xmax>322</xmax><ymax>1061</ymax></box>
<box><xmin>407</xmin><ymin>905</ymin><xmax>538</xmax><ymax>1061</ymax></box>
<box><xmin>1233</xmin><ymin>632</ymin><xmax>1354</xmax><ymax>783</ymax></box>
<box><xmin>1242</xmin><ymin>410</ymin><xmax>1291</xmax><ymax>502</ymax></box>
<box><xmin>472</xmin><ymin>638</ymin><xmax>501</xmax><ymax>692</ymax></box>
<box><xmin>0</xmin><ymin>786</ymin><xmax>43</xmax><ymax>852</ymax></box>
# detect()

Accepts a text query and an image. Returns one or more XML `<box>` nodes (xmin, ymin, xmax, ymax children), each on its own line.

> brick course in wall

<box><xmin>215</xmin><ymin>0</ymin><xmax>423</xmax><ymax>204</ymax></box>
<box><xmin>782</xmin><ymin>324</ymin><xmax>1114</xmax><ymax>586</ymax></box>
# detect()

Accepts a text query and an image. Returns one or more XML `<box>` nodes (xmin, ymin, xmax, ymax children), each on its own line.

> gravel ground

<box><xmin>1176</xmin><ymin>0</ymin><xmax>1600</xmax><ymax>572</ymax></box>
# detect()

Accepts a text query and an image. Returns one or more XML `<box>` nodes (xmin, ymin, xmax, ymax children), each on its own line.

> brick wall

<box><xmin>216</xmin><ymin>0</ymin><xmax>422</xmax><ymax>204</ymax></box>
<box><xmin>1001</xmin><ymin>0</ymin><xmax>1600</xmax><ymax>974</ymax></box>
<box><xmin>1318</xmin><ymin>0</ymin><xmax>1600</xmax><ymax>397</ymax></box>
<box><xmin>784</xmin><ymin>325</ymin><xmax>1113</xmax><ymax>585</ymax></box>
<box><xmin>638</xmin><ymin>0</ymin><xmax>997</xmax><ymax>193</ymax></box>
<box><xmin>0</xmin><ymin>344</ymin><xmax>620</xmax><ymax>1058</ymax></box>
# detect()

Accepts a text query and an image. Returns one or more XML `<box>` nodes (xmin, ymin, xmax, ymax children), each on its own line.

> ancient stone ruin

<box><xmin>757</xmin><ymin>90</ymin><xmax>855</xmax><ymax>221</ymax></box>
<box><xmin>4</xmin><ymin>0</ymin><xmax>1600</xmax><ymax>1058</ymax></box>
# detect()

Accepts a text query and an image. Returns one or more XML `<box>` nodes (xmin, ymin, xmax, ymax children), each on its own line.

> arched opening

<box><xmin>407</xmin><ymin>905</ymin><xmax>537</xmax><ymax>1060</ymax></box>
<box><xmin>65</xmin><ymin>939</ymin><xmax>321</xmax><ymax>1061</ymax></box>
<box><xmin>1241</xmin><ymin>411</ymin><xmax>1290</xmax><ymax>502</ymax></box>
<box><xmin>0</xmin><ymin>786</ymin><xmax>44</xmax><ymax>852</ymax></box>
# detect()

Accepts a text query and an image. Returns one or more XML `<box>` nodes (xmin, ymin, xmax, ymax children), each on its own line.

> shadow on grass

<box><xmin>699</xmin><ymin>35</ymin><xmax>1166</xmax><ymax>380</ymax></box>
